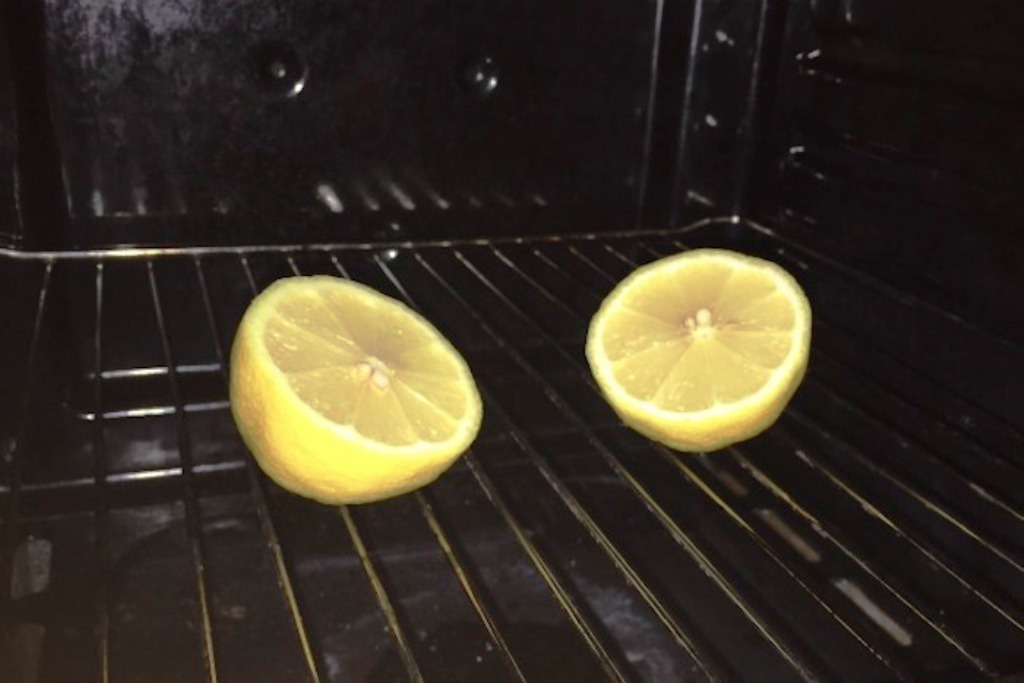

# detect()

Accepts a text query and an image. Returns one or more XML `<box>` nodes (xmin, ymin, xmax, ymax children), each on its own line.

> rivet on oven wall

<box><xmin>795</xmin><ymin>51</ymin><xmax>820</xmax><ymax>67</ymax></box>
<box><xmin>458</xmin><ymin>56</ymin><xmax>499</xmax><ymax>97</ymax></box>
<box><xmin>251</xmin><ymin>41</ymin><xmax>308</xmax><ymax>98</ymax></box>
<box><xmin>714</xmin><ymin>30</ymin><xmax>736</xmax><ymax>47</ymax></box>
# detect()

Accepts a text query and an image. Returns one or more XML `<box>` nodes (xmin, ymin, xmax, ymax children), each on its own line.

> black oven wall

<box><xmin>4</xmin><ymin>0</ymin><xmax>672</xmax><ymax>250</ymax></box>
<box><xmin>742</xmin><ymin>0</ymin><xmax>1024</xmax><ymax>344</ymax></box>
<box><xmin>666</xmin><ymin>0</ymin><xmax>1024</xmax><ymax>428</ymax></box>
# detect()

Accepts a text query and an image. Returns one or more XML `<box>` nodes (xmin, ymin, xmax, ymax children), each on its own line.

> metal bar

<box><xmin>7</xmin><ymin>462</ymin><xmax>247</xmax><ymax>503</ymax></box>
<box><xmin>557</xmin><ymin>245</ymin><xmax>1000</xmax><ymax>670</ymax></box>
<box><xmin>536</xmin><ymin>240</ymin><xmax>1024</xmax><ymax>653</ymax></box>
<box><xmin>238</xmin><ymin>254</ymin><xmax>259</xmax><ymax>294</ymax></box>
<box><xmin>325</xmin><ymin>253</ymin><xmax>350</xmax><ymax>279</ymax></box>
<box><xmin>484</xmin><ymin>403</ymin><xmax>729</xmax><ymax>682</ymax></box>
<box><xmin>635</xmin><ymin>0</ymin><xmax>665</xmax><ymax>227</ymax></box>
<box><xmin>85</xmin><ymin>402</ymin><xmax>230</xmax><ymax>422</ymax></box>
<box><xmin>731</xmin><ymin>0</ymin><xmax>772</xmax><ymax>214</ymax></box>
<box><xmin>87</xmin><ymin>363</ymin><xmax>223</xmax><ymax>381</ymax></box>
<box><xmin>508</xmin><ymin>243</ymin><xmax>869</xmax><ymax>677</ymax></box>
<box><xmin>632</xmin><ymin>247</ymin><xmax>1024</xmax><ymax>534</ymax></box>
<box><xmin>466</xmin><ymin>246</ymin><xmax>909</xmax><ymax>679</ymax></box>
<box><xmin>404</xmin><ymin>249</ymin><xmax>823</xmax><ymax>682</ymax></box>
<box><xmin>565</xmin><ymin>244</ymin><xmax>624</xmax><ymax>289</ymax></box>
<box><xmin>461</xmin><ymin>453</ymin><xmax>628</xmax><ymax>683</ymax></box>
<box><xmin>491</xmin><ymin>244</ymin><xmax>827</xmax><ymax>679</ymax></box>
<box><xmin>488</xmin><ymin>248</ymin><xmax>581</xmax><ymax>319</ymax></box>
<box><xmin>414</xmin><ymin>490</ymin><xmax>529</xmax><ymax>683</ymax></box>
<box><xmin>444</xmin><ymin>330</ymin><xmax>721</xmax><ymax>674</ymax></box>
<box><xmin>636</xmin><ymin>240</ymin><xmax>1024</xmax><ymax>506</ymax></box>
<box><xmin>539</xmin><ymin>238</ymin><xmax>1010</xmax><ymax>670</ymax></box>
<box><xmin>146</xmin><ymin>261</ymin><xmax>220</xmax><ymax>683</ymax></box>
<box><xmin>282</xmin><ymin>253</ymin><xmax>427</xmax><ymax>683</ymax></box>
<box><xmin>784</xmin><ymin>432</ymin><xmax>1024</xmax><ymax>633</ymax></box>
<box><xmin>669</xmin><ymin>0</ymin><xmax>708</xmax><ymax>224</ymax></box>
<box><xmin>0</xmin><ymin>261</ymin><xmax>52</xmax><ymax>601</ymax></box>
<box><xmin>339</xmin><ymin>506</ymin><xmax>426</xmax><ymax>683</ymax></box>
<box><xmin>731</xmin><ymin>450</ymin><xmax>998</xmax><ymax>673</ymax></box>
<box><xmin>591</xmin><ymin>242</ymin><xmax>1024</xmax><ymax>624</ymax></box>
<box><xmin>332</xmin><ymin>248</ymin><xmax>542</xmax><ymax>678</ymax></box>
<box><xmin>790</xmin><ymin>407</ymin><xmax>1024</xmax><ymax>571</ymax></box>
<box><xmin>663</xmin><ymin>448</ymin><xmax>921</xmax><ymax>679</ymax></box>
<box><xmin>655</xmin><ymin>236</ymin><xmax>1023</xmax><ymax>442</ymax></box>
<box><xmin>342</xmin><ymin>252</ymin><xmax>629</xmax><ymax>683</ymax></box>
<box><xmin>623</xmin><ymin>241</ymin><xmax>1024</xmax><ymax>561</ymax></box>
<box><xmin>195</xmin><ymin>256</ymin><xmax>324</xmax><ymax>683</ymax></box>
<box><xmin>740</xmin><ymin>217</ymin><xmax>1023</xmax><ymax>355</ymax></box>
<box><xmin>92</xmin><ymin>262</ymin><xmax>111</xmax><ymax>683</ymax></box>
<box><xmin>788</xmin><ymin>356</ymin><xmax>1024</xmax><ymax>514</ymax></box>
<box><xmin>0</xmin><ymin>218</ymin><xmax>733</xmax><ymax>263</ymax></box>
<box><xmin>803</xmin><ymin>352</ymin><xmax>1024</xmax><ymax>520</ymax></box>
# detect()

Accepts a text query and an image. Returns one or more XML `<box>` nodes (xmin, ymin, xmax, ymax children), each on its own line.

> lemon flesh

<box><xmin>230</xmin><ymin>276</ymin><xmax>483</xmax><ymax>504</ymax></box>
<box><xmin>586</xmin><ymin>248</ymin><xmax>811</xmax><ymax>452</ymax></box>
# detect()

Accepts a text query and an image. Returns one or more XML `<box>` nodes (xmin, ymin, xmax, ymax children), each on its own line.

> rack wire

<box><xmin>1</xmin><ymin>219</ymin><xmax>1022</xmax><ymax>682</ymax></box>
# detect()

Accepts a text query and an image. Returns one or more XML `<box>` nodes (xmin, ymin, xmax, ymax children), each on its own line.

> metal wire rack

<box><xmin>1</xmin><ymin>218</ymin><xmax>1022</xmax><ymax>682</ymax></box>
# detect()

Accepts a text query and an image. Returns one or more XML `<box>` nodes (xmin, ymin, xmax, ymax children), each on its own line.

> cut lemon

<box><xmin>586</xmin><ymin>248</ymin><xmax>811</xmax><ymax>452</ymax></box>
<box><xmin>229</xmin><ymin>276</ymin><xmax>483</xmax><ymax>504</ymax></box>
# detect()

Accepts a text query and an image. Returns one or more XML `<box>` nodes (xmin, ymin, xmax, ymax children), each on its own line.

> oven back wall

<box><xmin>13</xmin><ymin>0</ymin><xmax>664</xmax><ymax>249</ymax></box>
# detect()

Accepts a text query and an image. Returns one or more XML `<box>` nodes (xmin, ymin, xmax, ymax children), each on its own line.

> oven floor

<box><xmin>1</xmin><ymin>219</ymin><xmax>1022</xmax><ymax>682</ymax></box>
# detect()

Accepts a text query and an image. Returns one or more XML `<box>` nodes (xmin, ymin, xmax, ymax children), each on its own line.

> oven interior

<box><xmin>1</xmin><ymin>1</ymin><xmax>1022</xmax><ymax>681</ymax></box>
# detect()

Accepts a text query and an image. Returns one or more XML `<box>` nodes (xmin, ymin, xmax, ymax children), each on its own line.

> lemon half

<box><xmin>230</xmin><ymin>276</ymin><xmax>483</xmax><ymax>504</ymax></box>
<box><xmin>586</xmin><ymin>248</ymin><xmax>811</xmax><ymax>452</ymax></box>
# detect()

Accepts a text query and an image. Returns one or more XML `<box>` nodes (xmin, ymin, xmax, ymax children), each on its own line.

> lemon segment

<box><xmin>230</xmin><ymin>276</ymin><xmax>482</xmax><ymax>504</ymax></box>
<box><xmin>586</xmin><ymin>248</ymin><xmax>811</xmax><ymax>452</ymax></box>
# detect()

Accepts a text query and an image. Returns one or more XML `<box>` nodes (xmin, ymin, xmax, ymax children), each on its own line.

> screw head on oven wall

<box><xmin>251</xmin><ymin>41</ymin><xmax>308</xmax><ymax>98</ymax></box>
<box><xmin>457</xmin><ymin>55</ymin><xmax>499</xmax><ymax>97</ymax></box>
